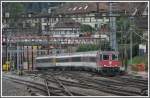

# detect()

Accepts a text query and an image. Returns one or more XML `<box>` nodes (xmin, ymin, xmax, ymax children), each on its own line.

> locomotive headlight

<box><xmin>103</xmin><ymin>65</ymin><xmax>107</xmax><ymax>67</ymax></box>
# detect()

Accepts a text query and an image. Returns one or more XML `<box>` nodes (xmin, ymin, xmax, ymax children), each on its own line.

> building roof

<box><xmin>55</xmin><ymin>2</ymin><xmax>148</xmax><ymax>16</ymax></box>
<box><xmin>55</xmin><ymin>2</ymin><xmax>148</xmax><ymax>30</ymax></box>
<box><xmin>54</xmin><ymin>18</ymin><xmax>81</xmax><ymax>28</ymax></box>
<box><xmin>56</xmin><ymin>2</ymin><xmax>108</xmax><ymax>15</ymax></box>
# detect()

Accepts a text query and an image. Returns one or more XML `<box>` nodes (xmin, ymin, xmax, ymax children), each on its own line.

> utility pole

<box><xmin>6</xmin><ymin>35</ymin><xmax>8</xmax><ymax>63</ymax></box>
<box><xmin>27</xmin><ymin>46</ymin><xmax>29</xmax><ymax>70</ymax></box>
<box><xmin>16</xmin><ymin>43</ymin><xmax>19</xmax><ymax>71</ymax></box>
<box><xmin>129</xmin><ymin>3</ymin><xmax>137</xmax><ymax>65</ymax></box>
<box><xmin>130</xmin><ymin>17</ymin><xmax>134</xmax><ymax>65</ymax></box>
<box><xmin>32</xmin><ymin>46</ymin><xmax>34</xmax><ymax>70</ymax></box>
<box><xmin>5</xmin><ymin>12</ymin><xmax>9</xmax><ymax>65</ymax></box>
<box><xmin>109</xmin><ymin>2</ymin><xmax>117</xmax><ymax>51</ymax></box>
<box><xmin>96</xmin><ymin>2</ymin><xmax>101</xmax><ymax>51</ymax></box>
<box><xmin>8</xmin><ymin>31</ymin><xmax>12</xmax><ymax>70</ymax></box>
<box><xmin>124</xmin><ymin>24</ymin><xmax>128</xmax><ymax>71</ymax></box>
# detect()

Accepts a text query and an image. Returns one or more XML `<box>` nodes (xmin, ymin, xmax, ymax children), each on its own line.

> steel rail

<box><xmin>41</xmin><ymin>72</ymin><xmax>73</xmax><ymax>96</ymax></box>
<box><xmin>44</xmin><ymin>79</ymin><xmax>51</xmax><ymax>96</ymax></box>
<box><xmin>61</xmin><ymin>71</ymin><xmax>144</xmax><ymax>96</ymax></box>
<box><xmin>2</xmin><ymin>75</ymin><xmax>70</xmax><ymax>96</ymax></box>
<box><xmin>24</xmin><ymin>70</ymin><xmax>148</xmax><ymax>96</ymax></box>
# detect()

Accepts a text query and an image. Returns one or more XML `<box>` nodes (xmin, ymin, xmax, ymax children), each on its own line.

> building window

<box><xmin>80</xmin><ymin>18</ymin><xmax>82</xmax><ymax>22</ymax></box>
<box><xmin>90</xmin><ymin>17</ymin><xmax>91</xmax><ymax>23</ymax></box>
<box><xmin>45</xmin><ymin>25</ymin><xmax>49</xmax><ymax>31</ymax></box>
<box><xmin>74</xmin><ymin>30</ymin><xmax>77</xmax><ymax>33</ymax></box>
<box><xmin>62</xmin><ymin>31</ymin><xmax>65</xmax><ymax>35</ymax></box>
<box><xmin>44</xmin><ymin>18</ymin><xmax>47</xmax><ymax>22</ymax></box>
<box><xmin>95</xmin><ymin>24</ymin><xmax>98</xmax><ymax>28</ymax></box>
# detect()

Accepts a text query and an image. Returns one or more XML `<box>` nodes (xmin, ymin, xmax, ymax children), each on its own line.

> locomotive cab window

<box><xmin>112</xmin><ymin>54</ymin><xmax>118</xmax><ymax>60</ymax></box>
<box><xmin>103</xmin><ymin>54</ymin><xmax>109</xmax><ymax>60</ymax></box>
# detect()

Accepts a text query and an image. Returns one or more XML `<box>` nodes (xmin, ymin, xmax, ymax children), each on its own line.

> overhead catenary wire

<box><xmin>133</xmin><ymin>31</ymin><xmax>148</xmax><ymax>41</ymax></box>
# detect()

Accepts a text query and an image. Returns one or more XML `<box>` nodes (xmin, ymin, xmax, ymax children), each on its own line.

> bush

<box><xmin>128</xmin><ymin>55</ymin><xmax>148</xmax><ymax>71</ymax></box>
<box><xmin>80</xmin><ymin>24</ymin><xmax>95</xmax><ymax>33</ymax></box>
<box><xmin>131</xmin><ymin>64</ymin><xmax>138</xmax><ymax>71</ymax></box>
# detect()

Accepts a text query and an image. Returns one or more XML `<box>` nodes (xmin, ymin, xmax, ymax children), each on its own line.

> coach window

<box><xmin>43</xmin><ymin>58</ymin><xmax>52</xmax><ymax>62</ymax></box>
<box><xmin>112</xmin><ymin>54</ymin><xmax>118</xmax><ymax>60</ymax></box>
<box><xmin>72</xmin><ymin>57</ymin><xmax>81</xmax><ymax>62</ymax></box>
<box><xmin>36</xmin><ymin>59</ymin><xmax>40</xmax><ymax>63</ymax></box>
<box><xmin>103</xmin><ymin>54</ymin><xmax>109</xmax><ymax>60</ymax></box>
<box><xmin>90</xmin><ymin>57</ymin><xmax>96</xmax><ymax>62</ymax></box>
<box><xmin>37</xmin><ymin>58</ymin><xmax>51</xmax><ymax>63</ymax></box>
<box><xmin>56</xmin><ymin>58</ymin><xmax>68</xmax><ymax>62</ymax></box>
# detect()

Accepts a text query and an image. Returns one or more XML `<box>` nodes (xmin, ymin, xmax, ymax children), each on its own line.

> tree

<box><xmin>3</xmin><ymin>2</ymin><xmax>25</xmax><ymax>17</ymax></box>
<box><xmin>80</xmin><ymin>24</ymin><xmax>95</xmax><ymax>33</ymax></box>
<box><xmin>76</xmin><ymin>44</ymin><xmax>98</xmax><ymax>52</ymax></box>
<box><xmin>116</xmin><ymin>16</ymin><xmax>130</xmax><ymax>44</ymax></box>
<box><xmin>3</xmin><ymin>3</ymin><xmax>25</xmax><ymax>27</ymax></box>
<box><xmin>76</xmin><ymin>43</ymin><xmax>110</xmax><ymax>52</ymax></box>
<box><xmin>116</xmin><ymin>16</ymin><xmax>130</xmax><ymax>70</ymax></box>
<box><xmin>116</xmin><ymin>16</ymin><xmax>147</xmax><ymax>69</ymax></box>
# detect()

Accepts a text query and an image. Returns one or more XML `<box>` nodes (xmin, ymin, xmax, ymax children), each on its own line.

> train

<box><xmin>35</xmin><ymin>51</ymin><xmax>123</xmax><ymax>75</ymax></box>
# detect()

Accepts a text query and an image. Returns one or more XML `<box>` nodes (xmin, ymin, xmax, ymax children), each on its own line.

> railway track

<box><xmin>3</xmin><ymin>75</ymin><xmax>50</xmax><ymax>96</ymax></box>
<box><xmin>82</xmin><ymin>72</ymin><xmax>148</xmax><ymax>89</ymax></box>
<box><xmin>110</xmin><ymin>75</ymin><xmax>148</xmax><ymax>84</ymax></box>
<box><xmin>8</xmin><ymin>70</ymin><xmax>148</xmax><ymax>96</ymax></box>
<box><xmin>27</xmin><ymin>70</ymin><xmax>147</xmax><ymax>96</ymax></box>
<box><xmin>58</xmin><ymin>72</ymin><xmax>139</xmax><ymax>96</ymax></box>
<box><xmin>44</xmin><ymin>79</ymin><xmax>51</xmax><ymax>96</ymax></box>
<box><xmin>2</xmin><ymin>74</ymin><xmax>85</xmax><ymax>96</ymax></box>
<box><xmin>40</xmin><ymin>72</ymin><xmax>73</xmax><ymax>96</ymax></box>
<box><xmin>52</xmin><ymin>71</ymin><xmax>148</xmax><ymax>96</ymax></box>
<box><xmin>25</xmin><ymin>71</ymin><xmax>118</xmax><ymax>95</ymax></box>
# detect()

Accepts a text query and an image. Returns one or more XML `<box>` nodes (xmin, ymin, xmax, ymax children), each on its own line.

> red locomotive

<box><xmin>96</xmin><ymin>51</ymin><xmax>122</xmax><ymax>75</ymax></box>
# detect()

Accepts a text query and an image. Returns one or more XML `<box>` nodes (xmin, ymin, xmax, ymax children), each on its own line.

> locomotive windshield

<box><xmin>103</xmin><ymin>54</ymin><xmax>109</xmax><ymax>60</ymax></box>
<box><xmin>112</xmin><ymin>54</ymin><xmax>118</xmax><ymax>60</ymax></box>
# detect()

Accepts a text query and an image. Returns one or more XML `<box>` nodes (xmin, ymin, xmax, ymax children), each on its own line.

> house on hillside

<box><xmin>52</xmin><ymin>18</ymin><xmax>81</xmax><ymax>37</ymax></box>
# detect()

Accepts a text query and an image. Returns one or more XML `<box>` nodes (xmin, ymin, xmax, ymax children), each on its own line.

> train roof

<box><xmin>36</xmin><ymin>51</ymin><xmax>97</xmax><ymax>59</ymax></box>
<box><xmin>35</xmin><ymin>51</ymin><xmax>119</xmax><ymax>59</ymax></box>
<box><xmin>98</xmin><ymin>51</ymin><xmax>119</xmax><ymax>54</ymax></box>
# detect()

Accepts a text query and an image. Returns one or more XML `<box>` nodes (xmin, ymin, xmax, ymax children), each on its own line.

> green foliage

<box><xmin>116</xmin><ymin>17</ymin><xmax>130</xmax><ymax>44</ymax></box>
<box><xmin>80</xmin><ymin>24</ymin><xmax>95</xmax><ymax>33</ymax></box>
<box><xmin>76</xmin><ymin>43</ymin><xmax>111</xmax><ymax>52</ymax></box>
<box><xmin>3</xmin><ymin>3</ymin><xmax>25</xmax><ymax>28</ymax></box>
<box><xmin>128</xmin><ymin>55</ymin><xmax>148</xmax><ymax>71</ymax></box>
<box><xmin>132</xmin><ymin>55</ymin><xmax>148</xmax><ymax>65</ymax></box>
<box><xmin>4</xmin><ymin>2</ymin><xmax>25</xmax><ymax>17</ymax></box>
<box><xmin>117</xmin><ymin>16</ymin><xmax>145</xmax><ymax>45</ymax></box>
<box><xmin>117</xmin><ymin>17</ymin><xmax>130</xmax><ymax>31</ymax></box>
<box><xmin>117</xmin><ymin>16</ymin><xmax>147</xmax><ymax>60</ymax></box>
<box><xmin>76</xmin><ymin>44</ymin><xmax>99</xmax><ymax>52</ymax></box>
<box><xmin>11</xmin><ymin>3</ymin><xmax>24</xmax><ymax>16</ymax></box>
